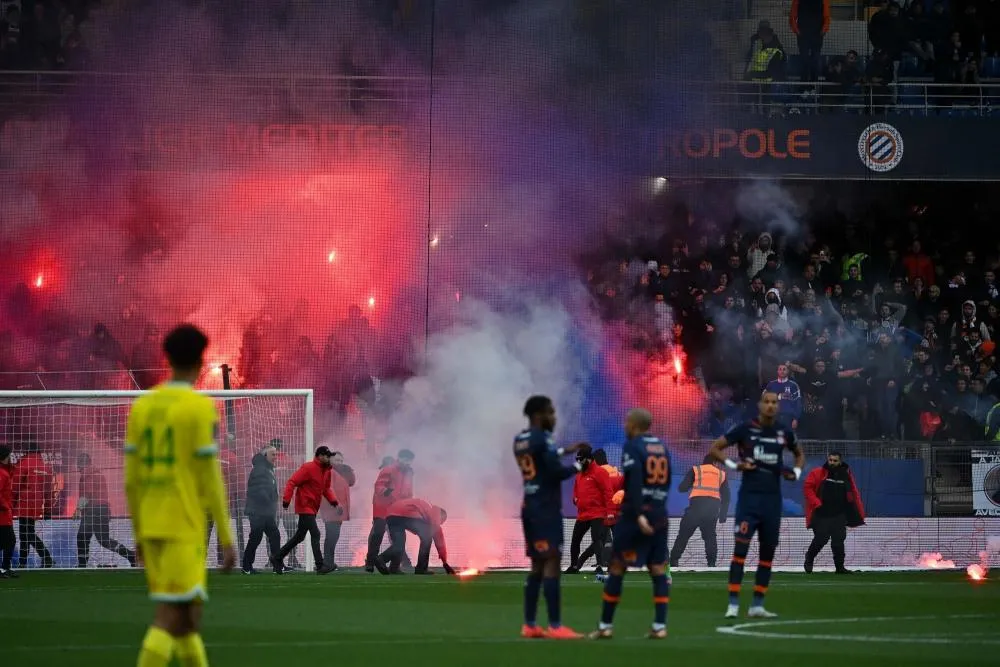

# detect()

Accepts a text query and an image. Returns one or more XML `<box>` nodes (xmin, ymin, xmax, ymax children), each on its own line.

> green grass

<box><xmin>3</xmin><ymin>570</ymin><xmax>998</xmax><ymax>666</ymax></box>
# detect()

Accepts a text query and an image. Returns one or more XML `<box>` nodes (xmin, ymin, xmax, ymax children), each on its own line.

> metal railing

<box><xmin>679</xmin><ymin>79</ymin><xmax>1000</xmax><ymax>116</ymax></box>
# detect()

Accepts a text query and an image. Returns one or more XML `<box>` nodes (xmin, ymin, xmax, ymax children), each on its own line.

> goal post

<box><xmin>0</xmin><ymin>389</ymin><xmax>314</xmax><ymax>571</ymax></box>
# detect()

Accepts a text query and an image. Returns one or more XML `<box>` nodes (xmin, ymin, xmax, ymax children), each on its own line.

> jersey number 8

<box><xmin>645</xmin><ymin>455</ymin><xmax>669</xmax><ymax>485</ymax></box>
<box><xmin>517</xmin><ymin>454</ymin><xmax>537</xmax><ymax>481</ymax></box>
<box><xmin>140</xmin><ymin>427</ymin><xmax>176</xmax><ymax>469</ymax></box>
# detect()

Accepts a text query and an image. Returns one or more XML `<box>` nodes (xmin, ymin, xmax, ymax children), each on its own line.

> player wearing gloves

<box><xmin>272</xmin><ymin>446</ymin><xmax>339</xmax><ymax>575</ymax></box>
<box><xmin>373</xmin><ymin>497</ymin><xmax>453</xmax><ymax>575</ymax></box>
<box><xmin>709</xmin><ymin>390</ymin><xmax>805</xmax><ymax>619</ymax></box>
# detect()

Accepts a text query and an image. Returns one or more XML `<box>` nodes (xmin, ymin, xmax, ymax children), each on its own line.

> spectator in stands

<box><xmin>765</xmin><ymin>364</ymin><xmax>802</xmax><ymax>429</ymax></box>
<box><xmin>952</xmin><ymin>300</ymin><xmax>991</xmax><ymax>344</ymax></box>
<box><xmin>957</xmin><ymin>2</ymin><xmax>984</xmax><ymax>65</ymax></box>
<box><xmin>904</xmin><ymin>240</ymin><xmax>936</xmax><ymax>286</ymax></box>
<box><xmin>983</xmin><ymin>0</ymin><xmax>1000</xmax><ymax>56</ymax></box>
<box><xmin>790</xmin><ymin>0</ymin><xmax>831</xmax><ymax>86</ymax></box>
<box><xmin>868</xmin><ymin>1</ymin><xmax>907</xmax><ymax>60</ymax></box>
<box><xmin>744</xmin><ymin>20</ymin><xmax>786</xmax><ymax>112</ymax></box>
<box><xmin>824</xmin><ymin>50</ymin><xmax>864</xmax><ymax>109</ymax></box>
<box><xmin>904</xmin><ymin>1</ymin><xmax>935</xmax><ymax>69</ymax></box>
<box><xmin>870</xmin><ymin>332</ymin><xmax>905</xmax><ymax>439</ymax></box>
<box><xmin>320</xmin><ymin>450</ymin><xmax>355</xmax><ymax>571</ymax></box>
<box><xmin>864</xmin><ymin>48</ymin><xmax>896</xmax><ymax>113</ymax></box>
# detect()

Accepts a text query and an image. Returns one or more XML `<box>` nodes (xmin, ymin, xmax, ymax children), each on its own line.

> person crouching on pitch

<box><xmin>373</xmin><ymin>498</ymin><xmax>454</xmax><ymax>576</ymax></box>
<box><xmin>273</xmin><ymin>446</ymin><xmax>339</xmax><ymax>575</ymax></box>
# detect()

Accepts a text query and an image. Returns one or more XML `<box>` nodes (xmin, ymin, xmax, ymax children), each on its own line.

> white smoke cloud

<box><xmin>384</xmin><ymin>297</ymin><xmax>591</xmax><ymax>563</ymax></box>
<box><xmin>735</xmin><ymin>180</ymin><xmax>804</xmax><ymax>237</ymax></box>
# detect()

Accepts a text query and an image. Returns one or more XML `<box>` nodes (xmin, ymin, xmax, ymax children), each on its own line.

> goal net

<box><xmin>0</xmin><ymin>389</ymin><xmax>313</xmax><ymax>571</ymax></box>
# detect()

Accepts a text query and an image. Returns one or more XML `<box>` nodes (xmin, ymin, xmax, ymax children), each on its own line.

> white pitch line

<box><xmin>716</xmin><ymin>614</ymin><xmax>1000</xmax><ymax>646</ymax></box>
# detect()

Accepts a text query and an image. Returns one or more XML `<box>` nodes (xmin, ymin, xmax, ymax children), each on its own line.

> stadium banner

<box><xmin>972</xmin><ymin>449</ymin><xmax>1000</xmax><ymax>517</ymax></box>
<box><xmin>654</xmin><ymin>117</ymin><xmax>1000</xmax><ymax>181</ymax></box>
<box><xmin>15</xmin><ymin>516</ymin><xmax>996</xmax><ymax>571</ymax></box>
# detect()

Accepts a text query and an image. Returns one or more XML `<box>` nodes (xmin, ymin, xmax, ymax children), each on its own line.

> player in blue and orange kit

<box><xmin>709</xmin><ymin>390</ymin><xmax>805</xmax><ymax>619</ymax></box>
<box><xmin>589</xmin><ymin>408</ymin><xmax>672</xmax><ymax>640</ymax></box>
<box><xmin>514</xmin><ymin>395</ymin><xmax>585</xmax><ymax>640</ymax></box>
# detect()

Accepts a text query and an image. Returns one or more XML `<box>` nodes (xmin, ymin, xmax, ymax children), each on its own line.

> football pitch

<box><xmin>4</xmin><ymin>570</ymin><xmax>997</xmax><ymax>667</ymax></box>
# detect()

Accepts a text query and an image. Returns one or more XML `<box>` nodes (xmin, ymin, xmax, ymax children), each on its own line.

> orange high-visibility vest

<box><xmin>689</xmin><ymin>464</ymin><xmax>725</xmax><ymax>500</ymax></box>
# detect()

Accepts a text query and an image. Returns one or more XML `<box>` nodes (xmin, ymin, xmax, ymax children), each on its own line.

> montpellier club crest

<box><xmin>858</xmin><ymin>122</ymin><xmax>904</xmax><ymax>173</ymax></box>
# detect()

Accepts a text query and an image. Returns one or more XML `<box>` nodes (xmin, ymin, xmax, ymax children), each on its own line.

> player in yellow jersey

<box><xmin>124</xmin><ymin>324</ymin><xmax>236</xmax><ymax>667</ymax></box>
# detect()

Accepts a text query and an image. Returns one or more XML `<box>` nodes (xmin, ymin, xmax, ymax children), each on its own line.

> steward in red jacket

<box><xmin>0</xmin><ymin>445</ymin><xmax>15</xmax><ymax>576</ymax></box>
<box><xmin>273</xmin><ymin>446</ymin><xmax>339</xmax><ymax>574</ymax></box>
<box><xmin>803</xmin><ymin>452</ymin><xmax>865</xmax><ymax>574</ymax></box>
<box><xmin>375</xmin><ymin>497</ymin><xmax>453</xmax><ymax>575</ymax></box>
<box><xmin>12</xmin><ymin>443</ymin><xmax>54</xmax><ymax>568</ymax></box>
<box><xmin>365</xmin><ymin>449</ymin><xmax>415</xmax><ymax>570</ymax></box>
<box><xmin>567</xmin><ymin>445</ymin><xmax>614</xmax><ymax>574</ymax></box>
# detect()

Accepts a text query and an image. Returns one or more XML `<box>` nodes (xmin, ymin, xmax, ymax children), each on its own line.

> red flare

<box><xmin>673</xmin><ymin>356</ymin><xmax>682</xmax><ymax>375</ymax></box>
<box><xmin>33</xmin><ymin>273</ymin><xmax>44</xmax><ymax>288</ymax></box>
<box><xmin>918</xmin><ymin>552</ymin><xmax>955</xmax><ymax>569</ymax></box>
<box><xmin>457</xmin><ymin>568</ymin><xmax>482</xmax><ymax>579</ymax></box>
<box><xmin>967</xmin><ymin>564</ymin><xmax>987</xmax><ymax>582</ymax></box>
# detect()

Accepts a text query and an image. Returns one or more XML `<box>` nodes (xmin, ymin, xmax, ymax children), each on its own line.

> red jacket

<box><xmin>372</xmin><ymin>463</ymin><xmax>414</xmax><ymax>519</ymax></box>
<box><xmin>573</xmin><ymin>463</ymin><xmax>614</xmax><ymax>522</ymax></box>
<box><xmin>320</xmin><ymin>464</ymin><xmax>356</xmax><ymax>522</ymax></box>
<box><xmin>78</xmin><ymin>466</ymin><xmax>110</xmax><ymax>508</ymax></box>
<box><xmin>386</xmin><ymin>497</ymin><xmax>447</xmax><ymax>563</ymax></box>
<box><xmin>804</xmin><ymin>465</ymin><xmax>866</xmax><ymax>529</ymax></box>
<box><xmin>903</xmin><ymin>253</ymin><xmax>935</xmax><ymax>286</ymax></box>
<box><xmin>283</xmin><ymin>459</ymin><xmax>338</xmax><ymax>515</ymax></box>
<box><xmin>13</xmin><ymin>452</ymin><xmax>53</xmax><ymax>519</ymax></box>
<box><xmin>0</xmin><ymin>465</ymin><xmax>13</xmax><ymax>527</ymax></box>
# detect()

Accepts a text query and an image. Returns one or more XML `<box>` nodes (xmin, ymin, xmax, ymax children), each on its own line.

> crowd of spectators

<box><xmin>0</xmin><ymin>1</ymin><xmax>95</xmax><ymax>70</ymax></box>
<box><xmin>743</xmin><ymin>0</ymin><xmax>1000</xmax><ymax>113</ymax></box>
<box><xmin>584</xmin><ymin>184</ymin><xmax>1000</xmax><ymax>444</ymax></box>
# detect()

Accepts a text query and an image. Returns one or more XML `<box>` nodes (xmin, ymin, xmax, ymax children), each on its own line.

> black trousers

<box><xmin>670</xmin><ymin>500</ymin><xmax>721</xmax><ymax>566</ymax></box>
<box><xmin>242</xmin><ymin>514</ymin><xmax>281</xmax><ymax>571</ymax></box>
<box><xmin>77</xmin><ymin>505</ymin><xmax>132</xmax><ymax>566</ymax></box>
<box><xmin>366</xmin><ymin>517</ymin><xmax>387</xmax><ymax>565</ymax></box>
<box><xmin>323</xmin><ymin>520</ymin><xmax>342</xmax><ymax>566</ymax></box>
<box><xmin>277</xmin><ymin>514</ymin><xmax>323</xmax><ymax>568</ymax></box>
<box><xmin>797</xmin><ymin>32</ymin><xmax>824</xmax><ymax>83</ymax></box>
<box><xmin>805</xmin><ymin>513</ymin><xmax>848</xmax><ymax>568</ymax></box>
<box><xmin>385</xmin><ymin>516</ymin><xmax>434</xmax><ymax>572</ymax></box>
<box><xmin>0</xmin><ymin>525</ymin><xmax>15</xmax><ymax>570</ymax></box>
<box><xmin>18</xmin><ymin>518</ymin><xmax>52</xmax><ymax>566</ymax></box>
<box><xmin>570</xmin><ymin>518</ymin><xmax>608</xmax><ymax>568</ymax></box>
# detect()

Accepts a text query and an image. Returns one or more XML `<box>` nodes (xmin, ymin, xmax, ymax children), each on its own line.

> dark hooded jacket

<box><xmin>245</xmin><ymin>451</ymin><xmax>279</xmax><ymax>518</ymax></box>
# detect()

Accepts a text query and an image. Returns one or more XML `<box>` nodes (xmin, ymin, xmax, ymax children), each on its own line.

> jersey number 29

<box><xmin>645</xmin><ymin>455</ymin><xmax>669</xmax><ymax>485</ymax></box>
<box><xmin>517</xmin><ymin>454</ymin><xmax>537</xmax><ymax>481</ymax></box>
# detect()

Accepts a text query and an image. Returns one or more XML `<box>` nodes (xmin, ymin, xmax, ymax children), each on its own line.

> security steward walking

<box><xmin>803</xmin><ymin>450</ymin><xmax>865</xmax><ymax>574</ymax></box>
<box><xmin>669</xmin><ymin>455</ymin><xmax>730</xmax><ymax>567</ymax></box>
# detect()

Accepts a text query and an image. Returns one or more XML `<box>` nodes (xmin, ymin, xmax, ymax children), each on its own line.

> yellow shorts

<box><xmin>140</xmin><ymin>540</ymin><xmax>208</xmax><ymax>603</ymax></box>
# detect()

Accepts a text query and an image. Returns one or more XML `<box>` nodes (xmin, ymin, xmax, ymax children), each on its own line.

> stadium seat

<box><xmin>899</xmin><ymin>55</ymin><xmax>921</xmax><ymax>77</ymax></box>
<box><xmin>983</xmin><ymin>57</ymin><xmax>1000</xmax><ymax>78</ymax></box>
<box><xmin>786</xmin><ymin>55</ymin><xmax>802</xmax><ymax>80</ymax></box>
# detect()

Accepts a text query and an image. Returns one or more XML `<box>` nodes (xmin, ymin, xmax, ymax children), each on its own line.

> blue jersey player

<box><xmin>709</xmin><ymin>390</ymin><xmax>805</xmax><ymax>619</ymax></box>
<box><xmin>514</xmin><ymin>395</ymin><xmax>585</xmax><ymax>640</ymax></box>
<box><xmin>589</xmin><ymin>408</ymin><xmax>672</xmax><ymax>640</ymax></box>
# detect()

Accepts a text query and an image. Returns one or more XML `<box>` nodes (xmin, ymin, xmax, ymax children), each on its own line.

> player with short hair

<box><xmin>589</xmin><ymin>408</ymin><xmax>672</xmax><ymax>640</ymax></box>
<box><xmin>125</xmin><ymin>324</ymin><xmax>236</xmax><ymax>667</ymax></box>
<box><xmin>514</xmin><ymin>395</ymin><xmax>584</xmax><ymax>640</ymax></box>
<box><xmin>709</xmin><ymin>390</ymin><xmax>805</xmax><ymax>619</ymax></box>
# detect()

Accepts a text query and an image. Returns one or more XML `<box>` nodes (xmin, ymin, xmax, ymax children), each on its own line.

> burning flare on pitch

<box><xmin>457</xmin><ymin>568</ymin><xmax>482</xmax><ymax>579</ymax></box>
<box><xmin>917</xmin><ymin>552</ymin><xmax>956</xmax><ymax>569</ymax></box>
<box><xmin>966</xmin><ymin>551</ymin><xmax>989</xmax><ymax>582</ymax></box>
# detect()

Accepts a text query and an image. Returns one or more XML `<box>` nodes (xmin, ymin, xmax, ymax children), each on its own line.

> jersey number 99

<box><xmin>517</xmin><ymin>454</ymin><xmax>537</xmax><ymax>481</ymax></box>
<box><xmin>645</xmin><ymin>456</ymin><xmax>669</xmax><ymax>485</ymax></box>
<box><xmin>140</xmin><ymin>427</ymin><xmax>176</xmax><ymax>469</ymax></box>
